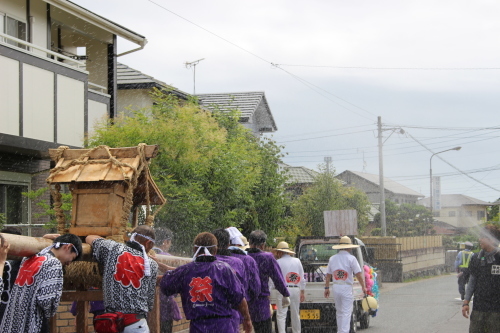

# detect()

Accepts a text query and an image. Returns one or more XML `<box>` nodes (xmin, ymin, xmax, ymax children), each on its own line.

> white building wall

<box><xmin>30</xmin><ymin>0</ymin><xmax>48</xmax><ymax>56</ymax></box>
<box><xmin>117</xmin><ymin>89</ymin><xmax>153</xmax><ymax>116</ymax></box>
<box><xmin>56</xmin><ymin>74</ymin><xmax>84</xmax><ymax>147</ymax></box>
<box><xmin>1</xmin><ymin>0</ymin><xmax>26</xmax><ymax>24</ymax></box>
<box><xmin>0</xmin><ymin>55</ymin><xmax>20</xmax><ymax>135</ymax></box>
<box><xmin>23</xmin><ymin>63</ymin><xmax>54</xmax><ymax>142</ymax></box>
<box><xmin>88</xmin><ymin>99</ymin><xmax>108</xmax><ymax>136</ymax></box>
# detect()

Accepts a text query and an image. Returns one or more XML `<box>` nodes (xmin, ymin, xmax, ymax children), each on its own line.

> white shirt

<box><xmin>326</xmin><ymin>250</ymin><xmax>361</xmax><ymax>285</ymax></box>
<box><xmin>277</xmin><ymin>254</ymin><xmax>306</xmax><ymax>290</ymax></box>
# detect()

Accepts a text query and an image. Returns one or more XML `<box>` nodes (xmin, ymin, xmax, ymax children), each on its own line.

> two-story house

<box><xmin>0</xmin><ymin>0</ymin><xmax>146</xmax><ymax>235</ymax></box>
<box><xmin>418</xmin><ymin>194</ymin><xmax>491</xmax><ymax>230</ymax></box>
<box><xmin>335</xmin><ymin>170</ymin><xmax>424</xmax><ymax>205</ymax></box>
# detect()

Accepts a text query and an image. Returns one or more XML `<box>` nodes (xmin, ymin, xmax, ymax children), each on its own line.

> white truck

<box><xmin>271</xmin><ymin>235</ymin><xmax>376</xmax><ymax>333</ymax></box>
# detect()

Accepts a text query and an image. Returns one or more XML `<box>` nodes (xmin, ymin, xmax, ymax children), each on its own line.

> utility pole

<box><xmin>377</xmin><ymin>116</ymin><xmax>387</xmax><ymax>237</ymax></box>
<box><xmin>185</xmin><ymin>58</ymin><xmax>205</xmax><ymax>95</ymax></box>
<box><xmin>325</xmin><ymin>156</ymin><xmax>332</xmax><ymax>174</ymax></box>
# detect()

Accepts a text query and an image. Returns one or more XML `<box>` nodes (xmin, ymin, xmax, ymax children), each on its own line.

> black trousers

<box><xmin>253</xmin><ymin>317</ymin><xmax>273</xmax><ymax>333</ymax></box>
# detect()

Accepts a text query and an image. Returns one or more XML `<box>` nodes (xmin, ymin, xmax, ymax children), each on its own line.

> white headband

<box><xmin>40</xmin><ymin>242</ymin><xmax>79</xmax><ymax>257</ymax></box>
<box><xmin>193</xmin><ymin>244</ymin><xmax>216</xmax><ymax>260</ymax></box>
<box><xmin>130</xmin><ymin>232</ymin><xmax>154</xmax><ymax>276</ymax></box>
<box><xmin>226</xmin><ymin>227</ymin><xmax>245</xmax><ymax>246</ymax></box>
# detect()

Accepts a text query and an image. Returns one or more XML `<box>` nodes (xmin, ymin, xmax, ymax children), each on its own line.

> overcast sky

<box><xmin>73</xmin><ymin>0</ymin><xmax>500</xmax><ymax>202</ymax></box>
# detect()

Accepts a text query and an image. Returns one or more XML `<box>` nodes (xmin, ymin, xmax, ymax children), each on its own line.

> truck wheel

<box><xmin>349</xmin><ymin>310</ymin><xmax>357</xmax><ymax>333</ymax></box>
<box><xmin>359</xmin><ymin>312</ymin><xmax>370</xmax><ymax>329</ymax></box>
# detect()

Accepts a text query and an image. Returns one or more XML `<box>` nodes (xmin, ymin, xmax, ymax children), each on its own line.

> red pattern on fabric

<box><xmin>113</xmin><ymin>252</ymin><xmax>145</xmax><ymax>288</ymax></box>
<box><xmin>285</xmin><ymin>272</ymin><xmax>301</xmax><ymax>284</ymax></box>
<box><xmin>333</xmin><ymin>269</ymin><xmax>349</xmax><ymax>281</ymax></box>
<box><xmin>15</xmin><ymin>255</ymin><xmax>46</xmax><ymax>287</ymax></box>
<box><xmin>189</xmin><ymin>276</ymin><xmax>213</xmax><ymax>302</ymax></box>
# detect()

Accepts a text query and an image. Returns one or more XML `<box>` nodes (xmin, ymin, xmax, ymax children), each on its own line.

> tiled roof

<box><xmin>338</xmin><ymin>170</ymin><xmax>424</xmax><ymax>197</ymax></box>
<box><xmin>280</xmin><ymin>163</ymin><xmax>319</xmax><ymax>184</ymax></box>
<box><xmin>418</xmin><ymin>194</ymin><xmax>493</xmax><ymax>208</ymax></box>
<box><xmin>116</xmin><ymin>63</ymin><xmax>189</xmax><ymax>99</ymax></box>
<box><xmin>197</xmin><ymin>92</ymin><xmax>277</xmax><ymax>132</ymax></box>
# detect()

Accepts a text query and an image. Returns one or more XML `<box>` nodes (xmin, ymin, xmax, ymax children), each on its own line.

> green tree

<box><xmin>373</xmin><ymin>200</ymin><xmax>434</xmax><ymax>236</ymax></box>
<box><xmin>487</xmin><ymin>197</ymin><xmax>499</xmax><ymax>222</ymax></box>
<box><xmin>290</xmin><ymin>166</ymin><xmax>371</xmax><ymax>236</ymax></box>
<box><xmin>88</xmin><ymin>92</ymin><xmax>289</xmax><ymax>250</ymax></box>
<box><xmin>22</xmin><ymin>187</ymin><xmax>72</xmax><ymax>231</ymax></box>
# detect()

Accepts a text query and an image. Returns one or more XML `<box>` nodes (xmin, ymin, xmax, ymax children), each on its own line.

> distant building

<box><xmin>116</xmin><ymin>63</ymin><xmax>189</xmax><ymax>116</ymax></box>
<box><xmin>279</xmin><ymin>163</ymin><xmax>319</xmax><ymax>197</ymax></box>
<box><xmin>336</xmin><ymin>170</ymin><xmax>424</xmax><ymax>205</ymax></box>
<box><xmin>418</xmin><ymin>194</ymin><xmax>491</xmax><ymax>229</ymax></box>
<box><xmin>197</xmin><ymin>92</ymin><xmax>278</xmax><ymax>137</ymax></box>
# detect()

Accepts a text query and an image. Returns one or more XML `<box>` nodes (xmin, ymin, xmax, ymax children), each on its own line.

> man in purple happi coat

<box><xmin>160</xmin><ymin>232</ymin><xmax>253</xmax><ymax>333</ymax></box>
<box><xmin>247</xmin><ymin>230</ymin><xmax>290</xmax><ymax>333</ymax></box>
<box><xmin>212</xmin><ymin>229</ymin><xmax>252</xmax><ymax>332</ymax></box>
<box><xmin>226</xmin><ymin>228</ymin><xmax>261</xmax><ymax>303</ymax></box>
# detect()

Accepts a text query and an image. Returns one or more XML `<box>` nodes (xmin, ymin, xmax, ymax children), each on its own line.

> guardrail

<box><xmin>0</xmin><ymin>32</ymin><xmax>85</xmax><ymax>69</ymax></box>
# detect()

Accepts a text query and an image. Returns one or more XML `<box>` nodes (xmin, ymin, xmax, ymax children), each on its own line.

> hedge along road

<box><xmin>367</xmin><ymin>274</ymin><xmax>468</xmax><ymax>333</ymax></box>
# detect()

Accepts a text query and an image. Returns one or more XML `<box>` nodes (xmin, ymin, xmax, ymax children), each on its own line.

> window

<box><xmin>448</xmin><ymin>211</ymin><xmax>456</xmax><ymax>217</ymax></box>
<box><xmin>477</xmin><ymin>211</ymin><xmax>485</xmax><ymax>220</ymax></box>
<box><xmin>0</xmin><ymin>183</ymin><xmax>29</xmax><ymax>224</ymax></box>
<box><xmin>1</xmin><ymin>13</ymin><xmax>27</xmax><ymax>49</ymax></box>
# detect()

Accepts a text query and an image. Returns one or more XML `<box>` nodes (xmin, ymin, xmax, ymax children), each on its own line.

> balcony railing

<box><xmin>0</xmin><ymin>32</ymin><xmax>86</xmax><ymax>70</ymax></box>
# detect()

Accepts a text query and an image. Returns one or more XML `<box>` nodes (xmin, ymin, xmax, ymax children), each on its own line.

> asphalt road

<box><xmin>366</xmin><ymin>274</ymin><xmax>469</xmax><ymax>333</ymax></box>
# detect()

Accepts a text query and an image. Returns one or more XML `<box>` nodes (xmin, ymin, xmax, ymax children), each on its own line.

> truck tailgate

<box><xmin>269</xmin><ymin>281</ymin><xmax>364</xmax><ymax>304</ymax></box>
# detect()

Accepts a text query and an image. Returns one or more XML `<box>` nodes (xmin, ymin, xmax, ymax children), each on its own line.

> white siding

<box><xmin>117</xmin><ymin>89</ymin><xmax>153</xmax><ymax>116</ymax></box>
<box><xmin>23</xmin><ymin>63</ymin><xmax>54</xmax><ymax>142</ymax></box>
<box><xmin>30</xmin><ymin>0</ymin><xmax>48</xmax><ymax>56</ymax></box>
<box><xmin>0</xmin><ymin>55</ymin><xmax>20</xmax><ymax>135</ymax></box>
<box><xmin>1</xmin><ymin>0</ymin><xmax>26</xmax><ymax>23</ymax></box>
<box><xmin>57</xmin><ymin>74</ymin><xmax>84</xmax><ymax>147</ymax></box>
<box><xmin>88</xmin><ymin>99</ymin><xmax>108</xmax><ymax>136</ymax></box>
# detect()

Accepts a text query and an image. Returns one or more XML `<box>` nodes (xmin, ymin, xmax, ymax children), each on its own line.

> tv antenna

<box><xmin>185</xmin><ymin>58</ymin><xmax>205</xmax><ymax>95</ymax></box>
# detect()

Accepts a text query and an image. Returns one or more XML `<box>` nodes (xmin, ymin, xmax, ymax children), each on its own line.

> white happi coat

<box><xmin>0</xmin><ymin>252</ymin><xmax>63</xmax><ymax>333</ymax></box>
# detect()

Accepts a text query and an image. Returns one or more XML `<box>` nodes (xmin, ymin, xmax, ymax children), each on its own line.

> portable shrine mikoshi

<box><xmin>47</xmin><ymin>143</ymin><xmax>166</xmax><ymax>240</ymax></box>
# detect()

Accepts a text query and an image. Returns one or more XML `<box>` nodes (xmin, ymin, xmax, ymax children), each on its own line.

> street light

<box><xmin>429</xmin><ymin>146</ymin><xmax>461</xmax><ymax>216</ymax></box>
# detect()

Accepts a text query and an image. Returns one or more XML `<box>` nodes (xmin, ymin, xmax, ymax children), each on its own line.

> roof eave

<box><xmin>45</xmin><ymin>0</ymin><xmax>147</xmax><ymax>47</ymax></box>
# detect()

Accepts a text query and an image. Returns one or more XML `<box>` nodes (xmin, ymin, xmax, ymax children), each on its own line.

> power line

<box><xmin>274</xmin><ymin>64</ymin><xmax>500</xmax><ymax>70</ymax></box>
<box><xmin>407</xmin><ymin>132</ymin><xmax>500</xmax><ymax>193</ymax></box>
<box><xmin>146</xmin><ymin>0</ymin><xmax>378</xmax><ymax>122</ymax></box>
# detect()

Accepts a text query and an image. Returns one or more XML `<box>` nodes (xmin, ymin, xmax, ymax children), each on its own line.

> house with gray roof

<box><xmin>418</xmin><ymin>194</ymin><xmax>491</xmax><ymax>229</ymax></box>
<box><xmin>335</xmin><ymin>170</ymin><xmax>424</xmax><ymax>205</ymax></box>
<box><xmin>280</xmin><ymin>163</ymin><xmax>319</xmax><ymax>197</ymax></box>
<box><xmin>117</xmin><ymin>63</ymin><xmax>189</xmax><ymax>116</ymax></box>
<box><xmin>197</xmin><ymin>92</ymin><xmax>278</xmax><ymax>137</ymax></box>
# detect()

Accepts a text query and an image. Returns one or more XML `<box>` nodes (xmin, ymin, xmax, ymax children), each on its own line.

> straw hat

<box><xmin>276</xmin><ymin>241</ymin><xmax>295</xmax><ymax>254</ymax></box>
<box><xmin>361</xmin><ymin>296</ymin><xmax>378</xmax><ymax>312</ymax></box>
<box><xmin>238</xmin><ymin>236</ymin><xmax>249</xmax><ymax>250</ymax></box>
<box><xmin>331</xmin><ymin>236</ymin><xmax>360</xmax><ymax>250</ymax></box>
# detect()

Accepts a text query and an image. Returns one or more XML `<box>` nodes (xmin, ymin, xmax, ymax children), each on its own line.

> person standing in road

<box><xmin>212</xmin><ymin>228</ymin><xmax>247</xmax><ymax>332</ymax></box>
<box><xmin>454</xmin><ymin>241</ymin><xmax>474</xmax><ymax>300</ymax></box>
<box><xmin>159</xmin><ymin>232</ymin><xmax>253</xmax><ymax>333</ymax></box>
<box><xmin>247</xmin><ymin>230</ymin><xmax>290</xmax><ymax>333</ymax></box>
<box><xmin>274</xmin><ymin>241</ymin><xmax>305</xmax><ymax>333</ymax></box>
<box><xmin>86</xmin><ymin>225</ymin><xmax>159</xmax><ymax>333</ymax></box>
<box><xmin>462</xmin><ymin>225</ymin><xmax>500</xmax><ymax>332</ymax></box>
<box><xmin>324</xmin><ymin>236</ymin><xmax>367</xmax><ymax>333</ymax></box>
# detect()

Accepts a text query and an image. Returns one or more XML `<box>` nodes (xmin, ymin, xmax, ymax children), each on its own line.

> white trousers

<box><xmin>332</xmin><ymin>284</ymin><xmax>353</xmax><ymax>333</ymax></box>
<box><xmin>123</xmin><ymin>318</ymin><xmax>149</xmax><ymax>333</ymax></box>
<box><xmin>277</xmin><ymin>287</ymin><xmax>301</xmax><ymax>333</ymax></box>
